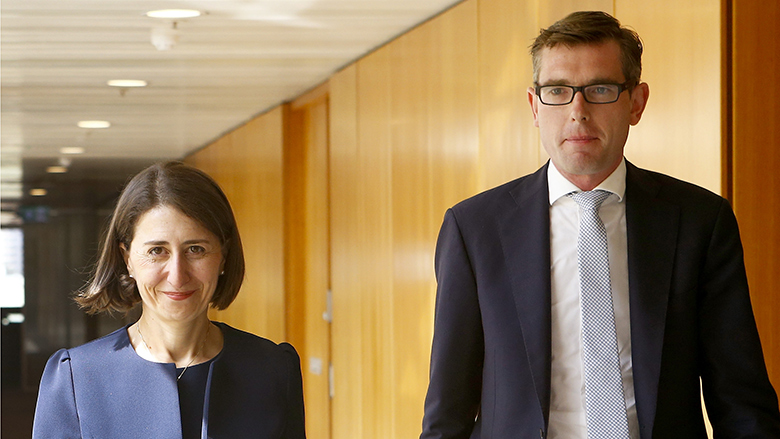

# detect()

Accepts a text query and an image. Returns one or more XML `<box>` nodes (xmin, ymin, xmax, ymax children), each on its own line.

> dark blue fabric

<box><xmin>33</xmin><ymin>322</ymin><xmax>306</xmax><ymax>438</ymax></box>
<box><xmin>177</xmin><ymin>359</ymin><xmax>213</xmax><ymax>439</ymax></box>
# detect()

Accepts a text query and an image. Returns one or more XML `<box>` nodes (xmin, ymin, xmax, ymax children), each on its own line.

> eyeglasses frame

<box><xmin>534</xmin><ymin>81</ymin><xmax>636</xmax><ymax>106</ymax></box>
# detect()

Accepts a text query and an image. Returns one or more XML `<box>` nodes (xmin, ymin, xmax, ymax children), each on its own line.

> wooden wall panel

<box><xmin>538</xmin><ymin>0</ymin><xmax>612</xmax><ymax>27</ymax></box>
<box><xmin>330</xmin><ymin>2</ymin><xmax>480</xmax><ymax>436</ymax></box>
<box><xmin>389</xmin><ymin>3</ymin><xmax>480</xmax><ymax>437</ymax></box>
<box><xmin>730</xmin><ymin>0</ymin><xmax>780</xmax><ymax>391</ymax></box>
<box><xmin>477</xmin><ymin>0</ymin><xmax>541</xmax><ymax>189</ymax></box>
<box><xmin>286</xmin><ymin>85</ymin><xmax>332</xmax><ymax>439</ymax></box>
<box><xmin>186</xmin><ymin>107</ymin><xmax>286</xmax><ymax>343</ymax></box>
<box><xmin>355</xmin><ymin>45</ymin><xmax>396</xmax><ymax>438</ymax></box>
<box><xmin>618</xmin><ymin>0</ymin><xmax>722</xmax><ymax>194</ymax></box>
<box><xmin>329</xmin><ymin>64</ymin><xmax>365</xmax><ymax>439</ymax></box>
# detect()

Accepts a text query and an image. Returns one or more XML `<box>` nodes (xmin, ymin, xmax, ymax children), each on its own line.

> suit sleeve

<box><xmin>420</xmin><ymin>209</ymin><xmax>484</xmax><ymax>439</ymax></box>
<box><xmin>698</xmin><ymin>199</ymin><xmax>780</xmax><ymax>436</ymax></box>
<box><xmin>280</xmin><ymin>342</ymin><xmax>306</xmax><ymax>439</ymax></box>
<box><xmin>32</xmin><ymin>349</ymin><xmax>82</xmax><ymax>438</ymax></box>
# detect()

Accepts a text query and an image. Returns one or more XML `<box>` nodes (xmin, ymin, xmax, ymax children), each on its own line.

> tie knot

<box><xmin>569</xmin><ymin>190</ymin><xmax>611</xmax><ymax>211</ymax></box>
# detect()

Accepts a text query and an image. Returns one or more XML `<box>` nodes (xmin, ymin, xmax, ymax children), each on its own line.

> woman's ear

<box><xmin>120</xmin><ymin>242</ymin><xmax>132</xmax><ymax>276</ymax></box>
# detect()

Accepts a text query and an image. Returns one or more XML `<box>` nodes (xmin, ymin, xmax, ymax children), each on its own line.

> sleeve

<box><xmin>699</xmin><ymin>199</ymin><xmax>780</xmax><ymax>436</ymax></box>
<box><xmin>280</xmin><ymin>342</ymin><xmax>306</xmax><ymax>439</ymax></box>
<box><xmin>420</xmin><ymin>209</ymin><xmax>484</xmax><ymax>439</ymax></box>
<box><xmin>32</xmin><ymin>349</ymin><xmax>82</xmax><ymax>438</ymax></box>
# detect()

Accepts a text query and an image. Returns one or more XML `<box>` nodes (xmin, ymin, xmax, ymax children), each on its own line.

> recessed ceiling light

<box><xmin>30</xmin><ymin>188</ymin><xmax>48</xmax><ymax>197</ymax></box>
<box><xmin>46</xmin><ymin>166</ymin><xmax>68</xmax><ymax>174</ymax></box>
<box><xmin>107</xmin><ymin>79</ymin><xmax>148</xmax><ymax>88</ymax></box>
<box><xmin>61</xmin><ymin>147</ymin><xmax>85</xmax><ymax>155</ymax></box>
<box><xmin>146</xmin><ymin>9</ymin><xmax>201</xmax><ymax>19</ymax></box>
<box><xmin>77</xmin><ymin>120</ymin><xmax>111</xmax><ymax>129</ymax></box>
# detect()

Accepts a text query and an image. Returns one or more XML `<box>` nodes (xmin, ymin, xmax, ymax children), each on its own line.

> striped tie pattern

<box><xmin>569</xmin><ymin>190</ymin><xmax>630</xmax><ymax>439</ymax></box>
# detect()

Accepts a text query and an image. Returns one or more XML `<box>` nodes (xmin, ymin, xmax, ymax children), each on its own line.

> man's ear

<box><xmin>527</xmin><ymin>86</ymin><xmax>540</xmax><ymax>127</ymax></box>
<box><xmin>629</xmin><ymin>82</ymin><xmax>650</xmax><ymax>126</ymax></box>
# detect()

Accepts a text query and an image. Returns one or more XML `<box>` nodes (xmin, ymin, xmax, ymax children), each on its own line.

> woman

<box><xmin>33</xmin><ymin>161</ymin><xmax>306</xmax><ymax>438</ymax></box>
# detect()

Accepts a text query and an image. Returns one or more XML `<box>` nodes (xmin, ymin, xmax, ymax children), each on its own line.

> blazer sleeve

<box><xmin>698</xmin><ymin>199</ymin><xmax>780</xmax><ymax>436</ymax></box>
<box><xmin>32</xmin><ymin>349</ymin><xmax>82</xmax><ymax>438</ymax></box>
<box><xmin>280</xmin><ymin>342</ymin><xmax>307</xmax><ymax>439</ymax></box>
<box><xmin>420</xmin><ymin>209</ymin><xmax>484</xmax><ymax>439</ymax></box>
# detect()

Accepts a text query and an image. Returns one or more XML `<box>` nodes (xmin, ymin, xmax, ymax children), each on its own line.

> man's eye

<box><xmin>592</xmin><ymin>86</ymin><xmax>611</xmax><ymax>94</ymax></box>
<box><xmin>548</xmin><ymin>87</ymin><xmax>566</xmax><ymax>95</ymax></box>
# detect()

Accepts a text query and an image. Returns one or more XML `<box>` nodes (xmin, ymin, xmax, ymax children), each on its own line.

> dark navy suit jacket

<box><xmin>33</xmin><ymin>322</ymin><xmax>305</xmax><ymax>438</ymax></box>
<box><xmin>420</xmin><ymin>161</ymin><xmax>780</xmax><ymax>438</ymax></box>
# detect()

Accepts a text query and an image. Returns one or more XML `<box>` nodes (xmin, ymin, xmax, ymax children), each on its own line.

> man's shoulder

<box><xmin>451</xmin><ymin>165</ymin><xmax>547</xmax><ymax>214</ymax></box>
<box><xmin>626</xmin><ymin>162</ymin><xmax>724</xmax><ymax>204</ymax></box>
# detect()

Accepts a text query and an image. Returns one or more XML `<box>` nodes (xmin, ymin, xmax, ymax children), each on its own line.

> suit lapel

<box><xmin>501</xmin><ymin>164</ymin><xmax>553</xmax><ymax>425</ymax></box>
<box><xmin>624</xmin><ymin>162</ymin><xmax>679</xmax><ymax>438</ymax></box>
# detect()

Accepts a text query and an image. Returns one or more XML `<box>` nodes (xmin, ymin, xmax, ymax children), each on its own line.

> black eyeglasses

<box><xmin>534</xmin><ymin>82</ymin><xmax>634</xmax><ymax>105</ymax></box>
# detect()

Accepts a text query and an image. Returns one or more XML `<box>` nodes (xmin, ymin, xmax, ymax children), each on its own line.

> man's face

<box><xmin>527</xmin><ymin>41</ymin><xmax>649</xmax><ymax>189</ymax></box>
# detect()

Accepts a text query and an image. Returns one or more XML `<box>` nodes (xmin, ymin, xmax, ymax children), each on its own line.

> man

<box><xmin>420</xmin><ymin>11</ymin><xmax>780</xmax><ymax>439</ymax></box>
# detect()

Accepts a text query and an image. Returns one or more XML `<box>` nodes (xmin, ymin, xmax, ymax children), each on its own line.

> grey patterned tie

<box><xmin>569</xmin><ymin>190</ymin><xmax>630</xmax><ymax>439</ymax></box>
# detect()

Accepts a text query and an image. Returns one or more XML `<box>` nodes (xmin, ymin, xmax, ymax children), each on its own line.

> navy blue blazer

<box><xmin>420</xmin><ymin>161</ymin><xmax>780</xmax><ymax>438</ymax></box>
<box><xmin>33</xmin><ymin>322</ymin><xmax>306</xmax><ymax>438</ymax></box>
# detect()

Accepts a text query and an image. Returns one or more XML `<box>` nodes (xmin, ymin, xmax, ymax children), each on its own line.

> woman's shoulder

<box><xmin>216</xmin><ymin>322</ymin><xmax>300</xmax><ymax>364</ymax></box>
<box><xmin>60</xmin><ymin>325</ymin><xmax>132</xmax><ymax>363</ymax></box>
<box><xmin>41</xmin><ymin>325</ymin><xmax>132</xmax><ymax>375</ymax></box>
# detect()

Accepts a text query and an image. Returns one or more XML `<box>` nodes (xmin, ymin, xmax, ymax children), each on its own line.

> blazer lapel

<box><xmin>624</xmin><ymin>162</ymin><xmax>680</xmax><ymax>438</ymax></box>
<box><xmin>501</xmin><ymin>164</ymin><xmax>553</xmax><ymax>426</ymax></box>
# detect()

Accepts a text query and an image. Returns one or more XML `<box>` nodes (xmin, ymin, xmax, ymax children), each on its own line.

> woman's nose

<box><xmin>166</xmin><ymin>253</ymin><xmax>191</xmax><ymax>288</ymax></box>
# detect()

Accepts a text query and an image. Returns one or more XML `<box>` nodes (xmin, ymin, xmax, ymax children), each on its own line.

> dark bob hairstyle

<box><xmin>76</xmin><ymin>161</ymin><xmax>245</xmax><ymax>314</ymax></box>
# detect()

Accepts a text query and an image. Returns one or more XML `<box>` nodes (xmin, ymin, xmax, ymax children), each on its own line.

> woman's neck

<box><xmin>130</xmin><ymin>315</ymin><xmax>221</xmax><ymax>368</ymax></box>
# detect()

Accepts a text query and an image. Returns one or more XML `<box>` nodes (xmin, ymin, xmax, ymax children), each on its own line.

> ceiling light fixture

<box><xmin>146</xmin><ymin>9</ymin><xmax>201</xmax><ymax>19</ymax></box>
<box><xmin>107</xmin><ymin>79</ymin><xmax>148</xmax><ymax>88</ymax></box>
<box><xmin>77</xmin><ymin>120</ymin><xmax>111</xmax><ymax>129</ymax></box>
<box><xmin>60</xmin><ymin>147</ymin><xmax>85</xmax><ymax>155</ymax></box>
<box><xmin>30</xmin><ymin>188</ymin><xmax>48</xmax><ymax>197</ymax></box>
<box><xmin>46</xmin><ymin>166</ymin><xmax>68</xmax><ymax>174</ymax></box>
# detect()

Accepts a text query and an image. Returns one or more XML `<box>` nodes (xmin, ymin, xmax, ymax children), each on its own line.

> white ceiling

<box><xmin>0</xmin><ymin>0</ymin><xmax>462</xmax><ymax>218</ymax></box>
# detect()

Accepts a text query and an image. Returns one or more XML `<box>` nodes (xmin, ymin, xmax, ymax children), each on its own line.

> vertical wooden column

<box><xmin>285</xmin><ymin>84</ymin><xmax>333</xmax><ymax>439</ymax></box>
<box><xmin>728</xmin><ymin>0</ymin><xmax>780</xmax><ymax>390</ymax></box>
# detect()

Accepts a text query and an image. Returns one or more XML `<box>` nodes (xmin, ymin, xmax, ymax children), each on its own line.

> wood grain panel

<box><xmin>617</xmin><ymin>0</ymin><xmax>721</xmax><ymax>193</ymax></box>
<box><xmin>730</xmin><ymin>0</ymin><xmax>780</xmax><ymax>391</ymax></box>
<box><xmin>328</xmin><ymin>63</ymin><xmax>366</xmax><ymax>439</ymax></box>
<box><xmin>388</xmin><ymin>2</ymin><xmax>480</xmax><ymax>436</ymax></box>
<box><xmin>286</xmin><ymin>84</ymin><xmax>332</xmax><ymax>439</ymax></box>
<box><xmin>539</xmin><ymin>0</ymin><xmax>613</xmax><ymax>29</ymax></box>
<box><xmin>356</xmin><ymin>45</ymin><xmax>396</xmax><ymax>438</ymax></box>
<box><xmin>478</xmin><ymin>0</ymin><xmax>542</xmax><ymax>189</ymax></box>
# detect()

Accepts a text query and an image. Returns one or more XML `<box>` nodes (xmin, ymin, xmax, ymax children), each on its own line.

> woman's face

<box><xmin>122</xmin><ymin>205</ymin><xmax>224</xmax><ymax>324</ymax></box>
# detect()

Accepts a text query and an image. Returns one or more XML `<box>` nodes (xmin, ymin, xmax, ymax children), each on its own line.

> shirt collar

<box><xmin>547</xmin><ymin>158</ymin><xmax>626</xmax><ymax>205</ymax></box>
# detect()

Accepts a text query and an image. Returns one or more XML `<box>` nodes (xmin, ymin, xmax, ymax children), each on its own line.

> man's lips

<box><xmin>163</xmin><ymin>291</ymin><xmax>196</xmax><ymax>301</ymax></box>
<box><xmin>565</xmin><ymin>135</ymin><xmax>599</xmax><ymax>143</ymax></box>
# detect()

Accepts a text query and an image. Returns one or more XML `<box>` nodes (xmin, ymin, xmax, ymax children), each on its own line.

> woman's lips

<box><xmin>163</xmin><ymin>291</ymin><xmax>195</xmax><ymax>301</ymax></box>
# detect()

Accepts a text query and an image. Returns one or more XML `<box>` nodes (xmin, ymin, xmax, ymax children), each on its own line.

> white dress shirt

<box><xmin>546</xmin><ymin>159</ymin><xmax>640</xmax><ymax>439</ymax></box>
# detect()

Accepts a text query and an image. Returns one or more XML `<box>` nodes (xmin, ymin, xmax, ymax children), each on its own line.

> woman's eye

<box><xmin>148</xmin><ymin>247</ymin><xmax>165</xmax><ymax>256</ymax></box>
<box><xmin>188</xmin><ymin>245</ymin><xmax>206</xmax><ymax>255</ymax></box>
